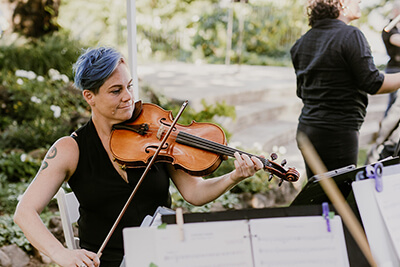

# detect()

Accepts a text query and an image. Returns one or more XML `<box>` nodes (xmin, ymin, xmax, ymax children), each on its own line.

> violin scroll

<box><xmin>262</xmin><ymin>153</ymin><xmax>300</xmax><ymax>186</ymax></box>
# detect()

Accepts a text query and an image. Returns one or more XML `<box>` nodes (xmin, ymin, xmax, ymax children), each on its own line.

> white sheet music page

<box><xmin>352</xmin><ymin>178</ymin><xmax>399</xmax><ymax>266</ymax></box>
<box><xmin>249</xmin><ymin>216</ymin><xmax>349</xmax><ymax>267</ymax></box>
<box><xmin>374</xmin><ymin>173</ymin><xmax>400</xmax><ymax>258</ymax></box>
<box><xmin>123</xmin><ymin>219</ymin><xmax>254</xmax><ymax>267</ymax></box>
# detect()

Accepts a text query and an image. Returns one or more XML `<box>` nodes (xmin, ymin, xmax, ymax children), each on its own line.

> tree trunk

<box><xmin>11</xmin><ymin>0</ymin><xmax>61</xmax><ymax>38</ymax></box>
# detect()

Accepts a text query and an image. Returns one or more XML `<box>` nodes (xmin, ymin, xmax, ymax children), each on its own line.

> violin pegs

<box><xmin>270</xmin><ymin>152</ymin><xmax>278</xmax><ymax>161</ymax></box>
<box><xmin>268</xmin><ymin>174</ymin><xmax>274</xmax><ymax>181</ymax></box>
<box><xmin>280</xmin><ymin>159</ymin><xmax>287</xmax><ymax>166</ymax></box>
<box><xmin>278</xmin><ymin>179</ymin><xmax>283</xmax><ymax>187</ymax></box>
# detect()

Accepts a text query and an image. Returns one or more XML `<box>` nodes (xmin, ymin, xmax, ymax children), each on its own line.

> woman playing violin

<box><xmin>13</xmin><ymin>46</ymin><xmax>264</xmax><ymax>267</ymax></box>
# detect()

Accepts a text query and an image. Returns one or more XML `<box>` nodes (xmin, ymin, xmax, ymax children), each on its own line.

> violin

<box><xmin>109</xmin><ymin>101</ymin><xmax>300</xmax><ymax>185</ymax></box>
<box><xmin>99</xmin><ymin>101</ymin><xmax>300</xmax><ymax>258</ymax></box>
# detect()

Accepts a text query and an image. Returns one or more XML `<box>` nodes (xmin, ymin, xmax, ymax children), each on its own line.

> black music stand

<box><xmin>162</xmin><ymin>205</ymin><xmax>368</xmax><ymax>267</ymax></box>
<box><xmin>290</xmin><ymin>157</ymin><xmax>400</xmax><ymax>206</ymax></box>
<box><xmin>289</xmin><ymin>156</ymin><xmax>400</xmax><ymax>266</ymax></box>
<box><xmin>394</xmin><ymin>135</ymin><xmax>400</xmax><ymax>157</ymax></box>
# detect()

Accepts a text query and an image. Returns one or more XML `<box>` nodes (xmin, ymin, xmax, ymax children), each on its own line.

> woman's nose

<box><xmin>122</xmin><ymin>87</ymin><xmax>134</xmax><ymax>102</ymax></box>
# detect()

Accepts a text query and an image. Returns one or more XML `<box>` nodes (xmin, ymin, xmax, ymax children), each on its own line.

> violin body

<box><xmin>110</xmin><ymin>101</ymin><xmax>300</xmax><ymax>184</ymax></box>
<box><xmin>110</xmin><ymin>102</ymin><xmax>227</xmax><ymax>176</ymax></box>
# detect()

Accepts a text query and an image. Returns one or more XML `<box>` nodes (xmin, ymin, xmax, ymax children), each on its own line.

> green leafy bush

<box><xmin>0</xmin><ymin>214</ymin><xmax>32</xmax><ymax>252</ymax></box>
<box><xmin>0</xmin><ymin>176</ymin><xmax>29</xmax><ymax>215</ymax></box>
<box><xmin>0</xmin><ymin>150</ymin><xmax>41</xmax><ymax>183</ymax></box>
<box><xmin>0</xmin><ymin>31</ymin><xmax>84</xmax><ymax>79</ymax></box>
<box><xmin>160</xmin><ymin>99</ymin><xmax>236</xmax><ymax>140</ymax></box>
<box><xmin>191</xmin><ymin>1</ymin><xmax>305</xmax><ymax>65</ymax></box>
<box><xmin>0</xmin><ymin>69</ymin><xmax>89</xmax><ymax>152</ymax></box>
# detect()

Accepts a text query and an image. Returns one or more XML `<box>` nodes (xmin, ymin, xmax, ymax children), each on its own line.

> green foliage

<box><xmin>0</xmin><ymin>31</ymin><xmax>84</xmax><ymax>79</ymax></box>
<box><xmin>191</xmin><ymin>1</ymin><xmax>306</xmax><ymax>65</ymax></box>
<box><xmin>0</xmin><ymin>174</ymin><xmax>29</xmax><ymax>215</ymax></box>
<box><xmin>358</xmin><ymin>147</ymin><xmax>367</xmax><ymax>167</ymax></box>
<box><xmin>160</xmin><ymin>99</ymin><xmax>236</xmax><ymax>140</ymax></box>
<box><xmin>0</xmin><ymin>214</ymin><xmax>32</xmax><ymax>252</ymax></box>
<box><xmin>207</xmin><ymin>150</ymin><xmax>280</xmax><ymax>194</ymax></box>
<box><xmin>233</xmin><ymin>169</ymin><xmax>280</xmax><ymax>194</ymax></box>
<box><xmin>0</xmin><ymin>210</ymin><xmax>56</xmax><ymax>253</ymax></box>
<box><xmin>170</xmin><ymin>183</ymin><xmax>241</xmax><ymax>213</ymax></box>
<box><xmin>0</xmin><ymin>69</ymin><xmax>89</xmax><ymax>152</ymax></box>
<box><xmin>0</xmin><ymin>151</ymin><xmax>41</xmax><ymax>183</ymax></box>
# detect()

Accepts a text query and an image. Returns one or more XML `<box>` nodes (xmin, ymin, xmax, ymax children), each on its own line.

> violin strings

<box><xmin>178</xmin><ymin>133</ymin><xmax>268</xmax><ymax>166</ymax></box>
<box><xmin>120</xmin><ymin>124</ymin><xmax>265</xmax><ymax>163</ymax></box>
<box><xmin>177</xmin><ymin>131</ymin><xmax>251</xmax><ymax>158</ymax></box>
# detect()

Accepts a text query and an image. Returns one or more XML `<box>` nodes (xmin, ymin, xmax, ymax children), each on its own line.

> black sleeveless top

<box><xmin>68</xmin><ymin>118</ymin><xmax>171</xmax><ymax>266</ymax></box>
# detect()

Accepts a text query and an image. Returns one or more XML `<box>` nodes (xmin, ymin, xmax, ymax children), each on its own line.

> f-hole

<box><xmin>160</xmin><ymin>118</ymin><xmax>177</xmax><ymax>131</ymax></box>
<box><xmin>145</xmin><ymin>143</ymin><xmax>169</xmax><ymax>153</ymax></box>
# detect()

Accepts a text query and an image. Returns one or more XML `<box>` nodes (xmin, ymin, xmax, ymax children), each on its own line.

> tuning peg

<box><xmin>280</xmin><ymin>159</ymin><xmax>287</xmax><ymax>166</ymax></box>
<box><xmin>278</xmin><ymin>179</ymin><xmax>283</xmax><ymax>187</ymax></box>
<box><xmin>268</xmin><ymin>174</ymin><xmax>274</xmax><ymax>181</ymax></box>
<box><xmin>270</xmin><ymin>152</ymin><xmax>278</xmax><ymax>161</ymax></box>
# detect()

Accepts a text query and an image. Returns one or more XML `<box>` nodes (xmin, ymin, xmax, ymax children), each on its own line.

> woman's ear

<box><xmin>82</xmin><ymin>90</ymin><xmax>95</xmax><ymax>106</ymax></box>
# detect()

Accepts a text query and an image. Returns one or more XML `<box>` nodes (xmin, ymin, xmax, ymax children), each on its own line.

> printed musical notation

<box><xmin>352</xmin><ymin>171</ymin><xmax>400</xmax><ymax>266</ymax></box>
<box><xmin>123</xmin><ymin>216</ymin><xmax>349</xmax><ymax>267</ymax></box>
<box><xmin>250</xmin><ymin>216</ymin><xmax>349</xmax><ymax>267</ymax></box>
<box><xmin>374</xmin><ymin>174</ymin><xmax>400</xmax><ymax>258</ymax></box>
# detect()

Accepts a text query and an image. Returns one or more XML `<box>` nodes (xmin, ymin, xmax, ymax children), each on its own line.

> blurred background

<box><xmin>0</xmin><ymin>0</ymin><xmax>396</xmax><ymax>266</ymax></box>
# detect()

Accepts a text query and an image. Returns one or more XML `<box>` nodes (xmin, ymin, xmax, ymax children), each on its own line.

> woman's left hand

<box><xmin>230</xmin><ymin>152</ymin><xmax>264</xmax><ymax>183</ymax></box>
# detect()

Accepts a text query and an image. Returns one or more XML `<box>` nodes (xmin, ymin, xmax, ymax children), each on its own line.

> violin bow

<box><xmin>97</xmin><ymin>100</ymin><xmax>189</xmax><ymax>258</ymax></box>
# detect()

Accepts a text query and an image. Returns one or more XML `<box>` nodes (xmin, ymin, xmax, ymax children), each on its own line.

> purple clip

<box><xmin>365</xmin><ymin>163</ymin><xmax>383</xmax><ymax>192</ymax></box>
<box><xmin>374</xmin><ymin>163</ymin><xmax>383</xmax><ymax>192</ymax></box>
<box><xmin>322</xmin><ymin>202</ymin><xmax>331</xmax><ymax>232</ymax></box>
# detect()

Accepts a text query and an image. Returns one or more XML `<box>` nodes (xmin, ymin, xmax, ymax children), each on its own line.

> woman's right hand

<box><xmin>52</xmin><ymin>247</ymin><xmax>100</xmax><ymax>267</ymax></box>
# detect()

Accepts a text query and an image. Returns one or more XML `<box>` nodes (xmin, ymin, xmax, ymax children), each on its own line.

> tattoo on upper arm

<box><xmin>40</xmin><ymin>146</ymin><xmax>57</xmax><ymax>172</ymax></box>
<box><xmin>47</xmin><ymin>146</ymin><xmax>57</xmax><ymax>159</ymax></box>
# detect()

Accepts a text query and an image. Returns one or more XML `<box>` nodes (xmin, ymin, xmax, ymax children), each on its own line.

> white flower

<box><xmin>20</xmin><ymin>154</ymin><xmax>27</xmax><ymax>162</ymax></box>
<box><xmin>50</xmin><ymin>105</ymin><xmax>61</xmax><ymax>118</ymax></box>
<box><xmin>27</xmin><ymin>71</ymin><xmax>37</xmax><ymax>80</ymax></box>
<box><xmin>15</xmin><ymin>70</ymin><xmax>26</xmax><ymax>77</ymax></box>
<box><xmin>17</xmin><ymin>78</ymin><xmax>23</xmax><ymax>85</ymax></box>
<box><xmin>60</xmin><ymin>74</ymin><xmax>69</xmax><ymax>83</ymax></box>
<box><xmin>48</xmin><ymin>68</ymin><xmax>69</xmax><ymax>83</ymax></box>
<box><xmin>48</xmin><ymin>68</ymin><xmax>60</xmax><ymax>78</ymax></box>
<box><xmin>15</xmin><ymin>69</ymin><xmax>37</xmax><ymax>80</ymax></box>
<box><xmin>30</xmin><ymin>96</ymin><xmax>42</xmax><ymax>104</ymax></box>
<box><xmin>37</xmin><ymin>76</ymin><xmax>45</xmax><ymax>82</ymax></box>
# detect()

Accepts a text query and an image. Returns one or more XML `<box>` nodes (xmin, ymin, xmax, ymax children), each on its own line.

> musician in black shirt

<box><xmin>291</xmin><ymin>0</ymin><xmax>400</xmax><ymax>179</ymax></box>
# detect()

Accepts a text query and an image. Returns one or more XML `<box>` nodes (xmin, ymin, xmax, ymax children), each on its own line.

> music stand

<box><xmin>290</xmin><ymin>157</ymin><xmax>400</xmax><ymax>206</ymax></box>
<box><xmin>394</xmin><ymin>135</ymin><xmax>400</xmax><ymax>157</ymax></box>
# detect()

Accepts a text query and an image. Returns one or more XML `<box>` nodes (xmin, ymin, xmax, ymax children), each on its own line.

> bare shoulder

<box><xmin>39</xmin><ymin>136</ymin><xmax>79</xmax><ymax>180</ymax></box>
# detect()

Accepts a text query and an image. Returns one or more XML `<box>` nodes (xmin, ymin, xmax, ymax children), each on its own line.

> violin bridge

<box><xmin>157</xmin><ymin>125</ymin><xmax>166</xmax><ymax>140</ymax></box>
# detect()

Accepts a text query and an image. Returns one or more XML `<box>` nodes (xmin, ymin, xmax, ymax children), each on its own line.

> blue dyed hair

<box><xmin>73</xmin><ymin>47</ymin><xmax>123</xmax><ymax>93</ymax></box>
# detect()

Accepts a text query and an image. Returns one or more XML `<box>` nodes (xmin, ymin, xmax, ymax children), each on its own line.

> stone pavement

<box><xmin>137</xmin><ymin>62</ymin><xmax>388</xmax><ymax>185</ymax></box>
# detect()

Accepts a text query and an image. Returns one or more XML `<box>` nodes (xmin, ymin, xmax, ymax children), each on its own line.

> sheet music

<box><xmin>374</xmin><ymin>174</ymin><xmax>400</xmax><ymax>259</ymax></box>
<box><xmin>352</xmin><ymin>177</ymin><xmax>400</xmax><ymax>266</ymax></box>
<box><xmin>250</xmin><ymin>216</ymin><xmax>349</xmax><ymax>267</ymax></box>
<box><xmin>123</xmin><ymin>220</ymin><xmax>254</xmax><ymax>267</ymax></box>
<box><xmin>124</xmin><ymin>216</ymin><xmax>350</xmax><ymax>267</ymax></box>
